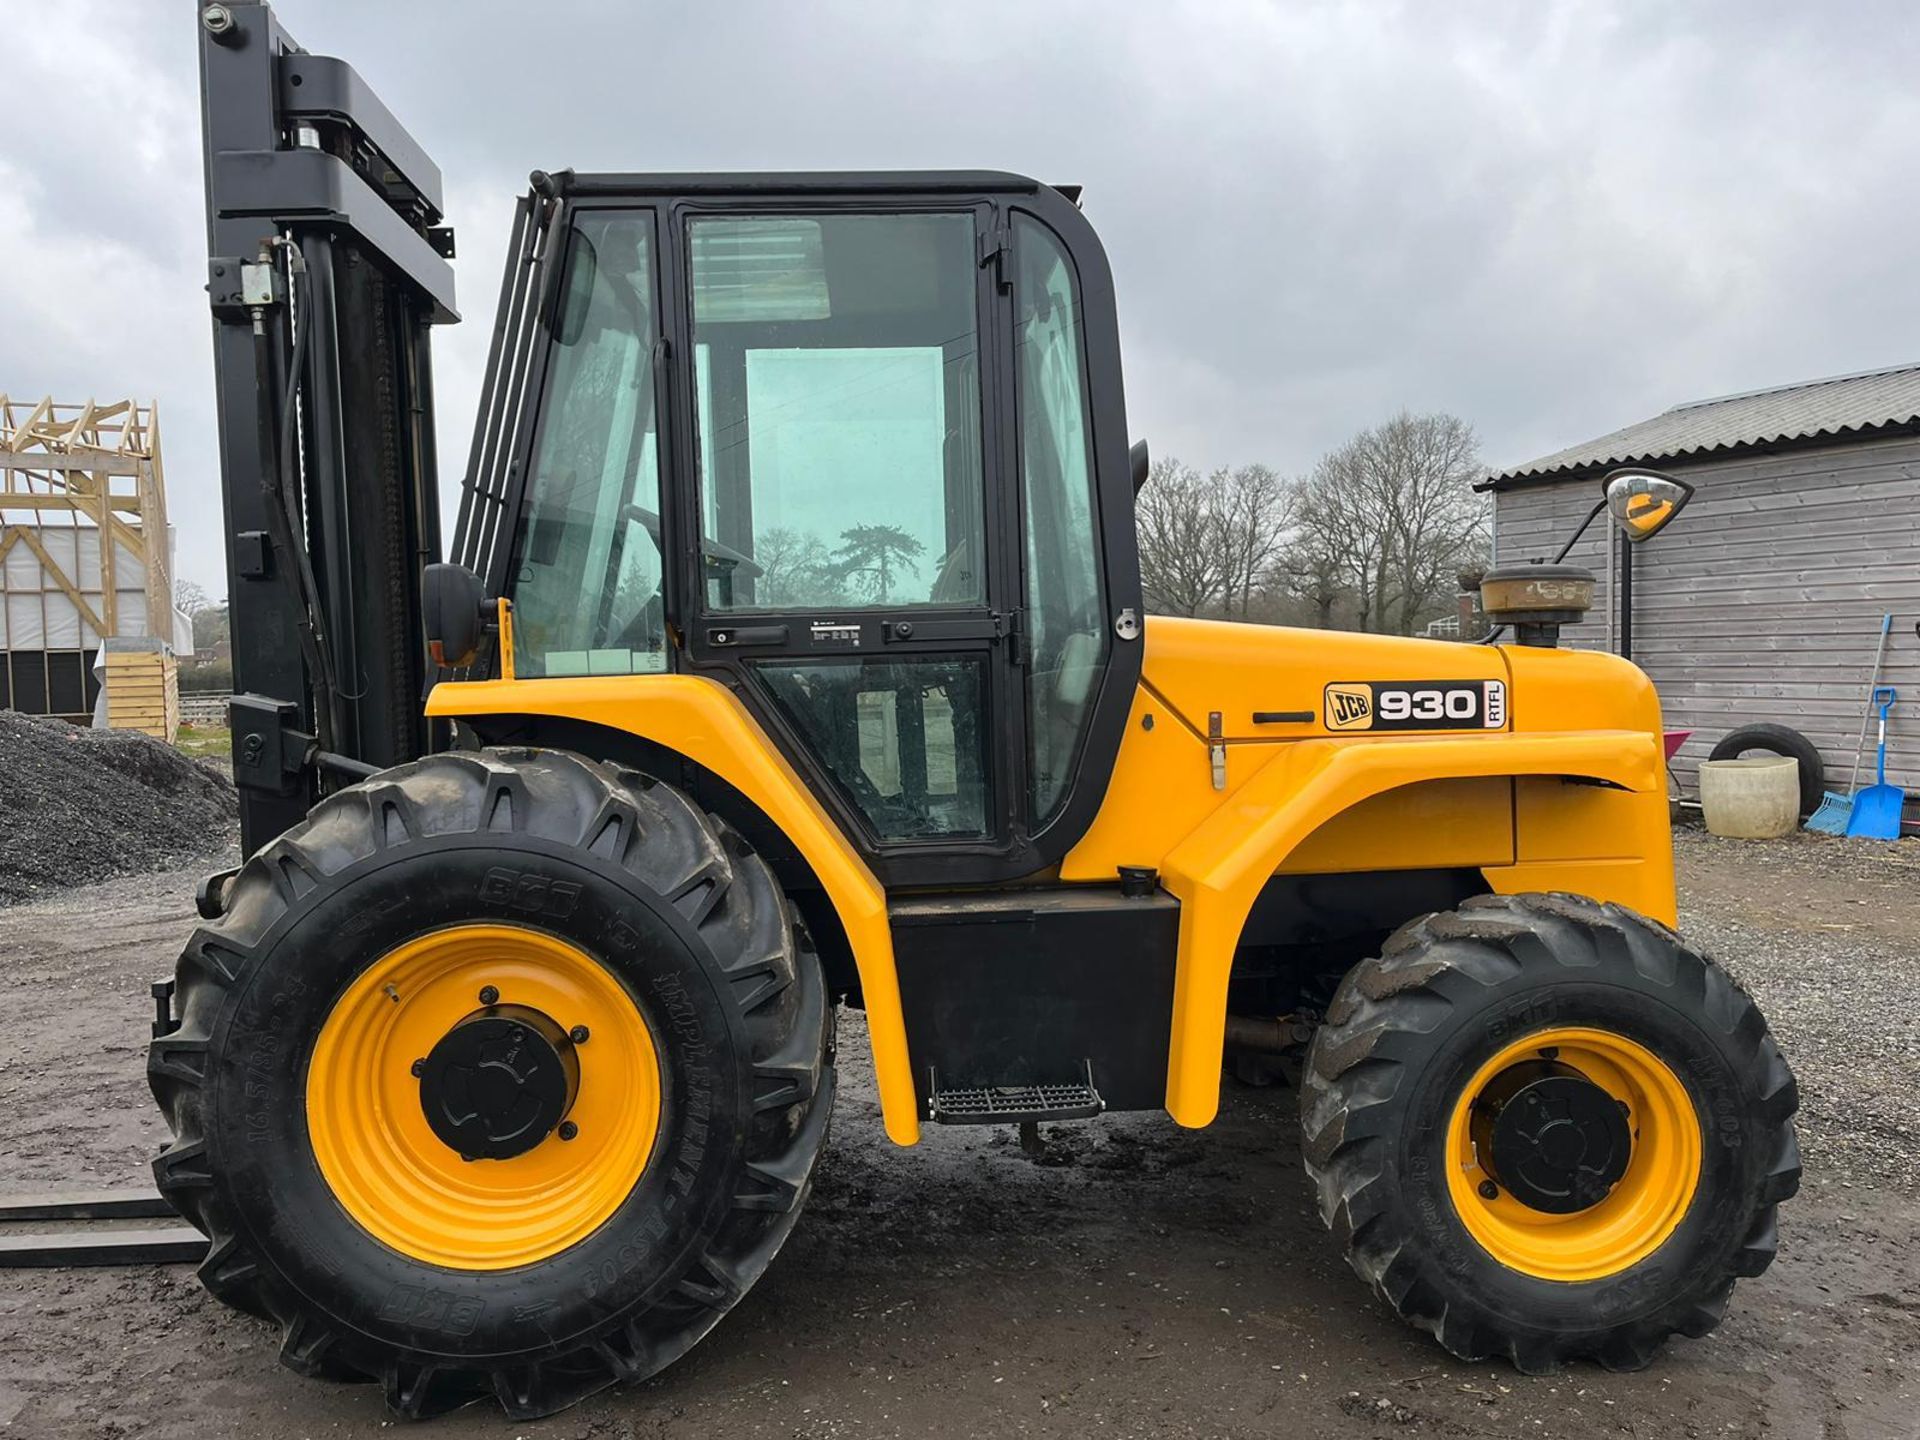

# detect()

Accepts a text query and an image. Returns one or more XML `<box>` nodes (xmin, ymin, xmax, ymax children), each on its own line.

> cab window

<box><xmin>508</xmin><ymin>214</ymin><xmax>665</xmax><ymax>678</ymax></box>
<box><xmin>1013</xmin><ymin>214</ymin><xmax>1105</xmax><ymax>824</ymax></box>
<box><xmin>688</xmin><ymin>213</ymin><xmax>987</xmax><ymax>611</ymax></box>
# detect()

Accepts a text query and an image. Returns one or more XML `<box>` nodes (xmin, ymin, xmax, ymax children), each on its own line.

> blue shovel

<box><xmin>1846</xmin><ymin>687</ymin><xmax>1903</xmax><ymax>840</ymax></box>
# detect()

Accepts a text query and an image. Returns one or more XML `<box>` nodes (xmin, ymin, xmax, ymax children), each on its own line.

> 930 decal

<box><xmin>1324</xmin><ymin>679</ymin><xmax>1506</xmax><ymax>732</ymax></box>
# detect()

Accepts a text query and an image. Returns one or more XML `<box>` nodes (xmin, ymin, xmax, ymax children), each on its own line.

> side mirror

<box><xmin>1603</xmin><ymin>468</ymin><xmax>1694</xmax><ymax>543</ymax></box>
<box><xmin>422</xmin><ymin>562</ymin><xmax>490</xmax><ymax>668</ymax></box>
<box><xmin>1130</xmin><ymin>439</ymin><xmax>1150</xmax><ymax>494</ymax></box>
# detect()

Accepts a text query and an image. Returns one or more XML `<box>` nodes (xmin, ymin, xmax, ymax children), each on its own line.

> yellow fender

<box><xmin>426</xmin><ymin>674</ymin><xmax>923</xmax><ymax>1145</ymax></box>
<box><xmin>1159</xmin><ymin>729</ymin><xmax>1661</xmax><ymax>1126</ymax></box>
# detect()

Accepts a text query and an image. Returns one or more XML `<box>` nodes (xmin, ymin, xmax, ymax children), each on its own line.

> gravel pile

<box><xmin>0</xmin><ymin>711</ymin><xmax>239</xmax><ymax>905</ymax></box>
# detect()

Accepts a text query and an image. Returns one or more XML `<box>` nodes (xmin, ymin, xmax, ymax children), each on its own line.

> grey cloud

<box><xmin>4</xmin><ymin>1</ymin><xmax>1915</xmax><ymax>593</ymax></box>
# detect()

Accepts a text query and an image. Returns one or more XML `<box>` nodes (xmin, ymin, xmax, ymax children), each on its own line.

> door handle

<box><xmin>706</xmin><ymin>624</ymin><xmax>788</xmax><ymax>647</ymax></box>
<box><xmin>1251</xmin><ymin>710</ymin><xmax>1315</xmax><ymax>725</ymax></box>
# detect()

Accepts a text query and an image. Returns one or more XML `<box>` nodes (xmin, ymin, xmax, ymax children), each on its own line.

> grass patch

<box><xmin>174</xmin><ymin>724</ymin><xmax>232</xmax><ymax>760</ymax></box>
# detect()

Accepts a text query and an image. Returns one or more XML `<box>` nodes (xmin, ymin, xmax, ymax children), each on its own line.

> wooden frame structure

<box><xmin>0</xmin><ymin>396</ymin><xmax>176</xmax><ymax>730</ymax></box>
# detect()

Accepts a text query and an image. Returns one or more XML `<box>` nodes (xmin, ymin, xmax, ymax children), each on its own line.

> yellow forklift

<box><xmin>157</xmin><ymin>1</ymin><xmax>1797</xmax><ymax>1418</ymax></box>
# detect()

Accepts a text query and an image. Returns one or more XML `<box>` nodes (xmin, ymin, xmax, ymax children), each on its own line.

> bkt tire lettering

<box><xmin>479</xmin><ymin>867</ymin><xmax>582</xmax><ymax>917</ymax></box>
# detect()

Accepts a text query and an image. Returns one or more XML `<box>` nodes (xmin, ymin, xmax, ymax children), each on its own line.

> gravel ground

<box><xmin>1676</xmin><ymin>826</ymin><xmax>1920</xmax><ymax>1197</ymax></box>
<box><xmin>0</xmin><ymin>830</ymin><xmax>1915</xmax><ymax>1437</ymax></box>
<box><xmin>0</xmin><ymin>713</ymin><xmax>237</xmax><ymax>905</ymax></box>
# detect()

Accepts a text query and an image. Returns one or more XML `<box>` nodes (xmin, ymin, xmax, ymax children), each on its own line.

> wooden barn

<box><xmin>1484</xmin><ymin>363</ymin><xmax>1920</xmax><ymax>818</ymax></box>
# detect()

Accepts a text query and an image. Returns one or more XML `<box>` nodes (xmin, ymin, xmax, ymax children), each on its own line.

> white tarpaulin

<box><xmin>0</xmin><ymin>520</ymin><xmax>153</xmax><ymax>651</ymax></box>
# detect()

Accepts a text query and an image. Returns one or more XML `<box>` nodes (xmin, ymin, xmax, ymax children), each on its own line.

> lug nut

<box><xmin>569</xmin><ymin>1025</ymin><xmax>590</xmax><ymax>1045</ymax></box>
<box><xmin>478</xmin><ymin>985</ymin><xmax>499</xmax><ymax>1005</ymax></box>
<box><xmin>557</xmin><ymin>1120</ymin><xmax>579</xmax><ymax>1141</ymax></box>
<box><xmin>1478</xmin><ymin>1180</ymin><xmax>1500</xmax><ymax>1200</ymax></box>
<box><xmin>410</xmin><ymin>1058</ymin><xmax>426</xmax><ymax>1077</ymax></box>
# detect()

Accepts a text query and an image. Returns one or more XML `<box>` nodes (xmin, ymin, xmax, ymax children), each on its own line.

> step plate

<box><xmin>927</xmin><ymin>1066</ymin><xmax>1105</xmax><ymax>1126</ymax></box>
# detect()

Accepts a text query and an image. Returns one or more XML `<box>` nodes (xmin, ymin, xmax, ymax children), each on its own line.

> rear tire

<box><xmin>148</xmin><ymin>748</ymin><xmax>833</xmax><ymax>1420</ymax></box>
<box><xmin>1300</xmin><ymin>893</ymin><xmax>1798</xmax><ymax>1372</ymax></box>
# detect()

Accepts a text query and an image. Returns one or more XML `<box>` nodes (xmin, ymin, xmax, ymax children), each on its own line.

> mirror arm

<box><xmin>1552</xmin><ymin>496</ymin><xmax>1610</xmax><ymax>564</ymax></box>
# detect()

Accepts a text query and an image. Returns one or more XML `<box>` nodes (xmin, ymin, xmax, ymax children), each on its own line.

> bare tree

<box><xmin>1135</xmin><ymin>457</ymin><xmax>1224</xmax><ymax>616</ymax></box>
<box><xmin>1289</xmin><ymin>412</ymin><xmax>1487</xmax><ymax>634</ymax></box>
<box><xmin>753</xmin><ymin>527</ymin><xmax>841</xmax><ymax>607</ymax></box>
<box><xmin>1215</xmin><ymin>463</ymin><xmax>1295</xmax><ymax>620</ymax></box>
<box><xmin>1277</xmin><ymin>477</ymin><xmax>1355</xmax><ymax>629</ymax></box>
<box><xmin>1364</xmin><ymin>412</ymin><xmax>1488</xmax><ymax>634</ymax></box>
<box><xmin>1136</xmin><ymin>419</ymin><xmax>1483</xmax><ymax>633</ymax></box>
<box><xmin>1293</xmin><ymin>445</ymin><xmax>1389</xmax><ymax>630</ymax></box>
<box><xmin>174</xmin><ymin>577</ymin><xmax>212</xmax><ymax>616</ymax></box>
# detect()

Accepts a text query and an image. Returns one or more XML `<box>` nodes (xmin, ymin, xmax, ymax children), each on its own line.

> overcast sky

<box><xmin>5</xmin><ymin>0</ymin><xmax>1916</xmax><ymax>594</ymax></box>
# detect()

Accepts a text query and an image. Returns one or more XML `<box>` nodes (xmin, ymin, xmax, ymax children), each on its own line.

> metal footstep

<box><xmin>927</xmin><ymin>1061</ymin><xmax>1104</xmax><ymax>1126</ymax></box>
<box><xmin>0</xmin><ymin>1189</ymin><xmax>204</xmax><ymax>1268</ymax></box>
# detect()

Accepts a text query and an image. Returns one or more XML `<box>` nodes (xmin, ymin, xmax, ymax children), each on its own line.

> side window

<box><xmin>509</xmin><ymin>214</ymin><xmax>665</xmax><ymax>678</ymax></box>
<box><xmin>1013</xmin><ymin>214</ymin><xmax>1106</xmax><ymax>824</ymax></box>
<box><xmin>753</xmin><ymin>657</ymin><xmax>989</xmax><ymax>839</ymax></box>
<box><xmin>688</xmin><ymin>213</ymin><xmax>987</xmax><ymax>611</ymax></box>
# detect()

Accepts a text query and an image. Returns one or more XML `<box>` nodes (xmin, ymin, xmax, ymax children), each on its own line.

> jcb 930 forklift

<box><xmin>161</xmin><ymin>2</ymin><xmax>1797</xmax><ymax>1418</ymax></box>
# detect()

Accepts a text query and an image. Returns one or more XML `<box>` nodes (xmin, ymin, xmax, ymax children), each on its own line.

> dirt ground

<box><xmin>1</xmin><ymin>832</ymin><xmax>1917</xmax><ymax>1439</ymax></box>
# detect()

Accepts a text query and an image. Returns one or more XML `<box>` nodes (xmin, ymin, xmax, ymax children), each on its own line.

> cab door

<box><xmin>672</xmin><ymin>202</ymin><xmax>1020</xmax><ymax>882</ymax></box>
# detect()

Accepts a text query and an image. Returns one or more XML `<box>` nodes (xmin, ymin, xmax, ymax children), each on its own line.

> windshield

<box><xmin>508</xmin><ymin>213</ymin><xmax>665</xmax><ymax>678</ymax></box>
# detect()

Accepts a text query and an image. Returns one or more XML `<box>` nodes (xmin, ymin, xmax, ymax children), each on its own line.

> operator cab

<box><xmin>451</xmin><ymin>172</ymin><xmax>1145</xmax><ymax>885</ymax></box>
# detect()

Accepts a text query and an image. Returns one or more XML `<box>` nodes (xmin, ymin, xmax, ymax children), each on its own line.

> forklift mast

<box><xmin>198</xmin><ymin>0</ymin><xmax>457</xmax><ymax>852</ymax></box>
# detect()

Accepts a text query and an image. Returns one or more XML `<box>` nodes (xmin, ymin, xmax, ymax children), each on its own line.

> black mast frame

<box><xmin>198</xmin><ymin>0</ymin><xmax>457</xmax><ymax>852</ymax></box>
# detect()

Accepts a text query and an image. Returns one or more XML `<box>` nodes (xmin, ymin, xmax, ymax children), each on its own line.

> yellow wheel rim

<box><xmin>1444</xmin><ymin>1026</ymin><xmax>1701</xmax><ymax>1282</ymax></box>
<box><xmin>306</xmin><ymin>924</ymin><xmax>662</xmax><ymax>1270</ymax></box>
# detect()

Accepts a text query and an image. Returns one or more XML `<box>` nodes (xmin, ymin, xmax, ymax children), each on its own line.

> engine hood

<box><xmin>1139</xmin><ymin>616</ymin><xmax>1510</xmax><ymax>740</ymax></box>
<box><xmin>1138</xmin><ymin>615</ymin><xmax>1660</xmax><ymax>742</ymax></box>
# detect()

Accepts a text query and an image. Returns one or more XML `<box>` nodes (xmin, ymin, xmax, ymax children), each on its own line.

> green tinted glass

<box><xmin>510</xmin><ymin>214</ymin><xmax>665</xmax><ymax>678</ymax></box>
<box><xmin>690</xmin><ymin>213</ymin><xmax>987</xmax><ymax>612</ymax></box>
<box><xmin>1013</xmin><ymin>215</ymin><xmax>1105</xmax><ymax>823</ymax></box>
<box><xmin>755</xmin><ymin>657</ymin><xmax>989</xmax><ymax>839</ymax></box>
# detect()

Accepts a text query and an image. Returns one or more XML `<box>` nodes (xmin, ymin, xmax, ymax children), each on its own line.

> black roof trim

<box><xmin>551</xmin><ymin>169</ymin><xmax>1047</xmax><ymax>198</ymax></box>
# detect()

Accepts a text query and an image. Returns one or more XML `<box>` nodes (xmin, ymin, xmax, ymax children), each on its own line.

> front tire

<box><xmin>1300</xmin><ymin>892</ymin><xmax>1798</xmax><ymax>1372</ymax></box>
<box><xmin>148</xmin><ymin>749</ymin><xmax>833</xmax><ymax>1419</ymax></box>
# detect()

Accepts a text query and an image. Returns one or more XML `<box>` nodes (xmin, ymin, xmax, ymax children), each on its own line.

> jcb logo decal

<box><xmin>1324</xmin><ymin>680</ymin><xmax>1506</xmax><ymax>732</ymax></box>
<box><xmin>1325</xmin><ymin>685</ymin><xmax>1374</xmax><ymax>731</ymax></box>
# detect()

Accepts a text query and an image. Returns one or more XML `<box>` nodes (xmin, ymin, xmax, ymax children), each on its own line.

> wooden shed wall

<box><xmin>1493</xmin><ymin>433</ymin><xmax>1920</xmax><ymax>801</ymax></box>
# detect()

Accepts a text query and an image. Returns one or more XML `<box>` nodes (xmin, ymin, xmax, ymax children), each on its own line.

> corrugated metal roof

<box><xmin>1485</xmin><ymin>361</ymin><xmax>1920</xmax><ymax>486</ymax></box>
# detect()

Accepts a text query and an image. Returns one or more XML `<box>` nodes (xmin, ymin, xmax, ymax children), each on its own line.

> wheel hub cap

<box><xmin>419</xmin><ymin>1005</ymin><xmax>580</xmax><ymax>1161</ymax></box>
<box><xmin>306</xmin><ymin>924</ymin><xmax>663</xmax><ymax>1270</ymax></box>
<box><xmin>1445</xmin><ymin>1026</ymin><xmax>1703</xmax><ymax>1282</ymax></box>
<box><xmin>1474</xmin><ymin>1061</ymin><xmax>1632</xmax><ymax>1213</ymax></box>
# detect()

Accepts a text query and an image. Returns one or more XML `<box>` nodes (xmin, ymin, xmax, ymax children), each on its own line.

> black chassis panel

<box><xmin>892</xmin><ymin>886</ymin><xmax>1178</xmax><ymax>1114</ymax></box>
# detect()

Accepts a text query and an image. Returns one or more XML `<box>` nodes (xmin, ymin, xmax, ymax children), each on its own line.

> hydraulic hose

<box><xmin>249</xmin><ymin>238</ymin><xmax>343</xmax><ymax>759</ymax></box>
